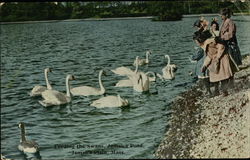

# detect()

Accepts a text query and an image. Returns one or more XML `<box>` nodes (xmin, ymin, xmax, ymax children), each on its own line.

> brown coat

<box><xmin>219</xmin><ymin>18</ymin><xmax>236</xmax><ymax>41</ymax></box>
<box><xmin>202</xmin><ymin>39</ymin><xmax>238</xmax><ymax>82</ymax></box>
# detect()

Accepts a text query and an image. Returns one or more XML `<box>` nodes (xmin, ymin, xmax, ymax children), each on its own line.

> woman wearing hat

<box><xmin>193</xmin><ymin>30</ymin><xmax>238</xmax><ymax>96</ymax></box>
<box><xmin>219</xmin><ymin>8</ymin><xmax>242</xmax><ymax>66</ymax></box>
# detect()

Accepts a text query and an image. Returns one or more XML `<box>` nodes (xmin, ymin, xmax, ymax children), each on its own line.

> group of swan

<box><xmin>113</xmin><ymin>52</ymin><xmax>177</xmax><ymax>92</ymax></box>
<box><xmin>31</xmin><ymin>68</ymin><xmax>128</xmax><ymax>108</ymax></box>
<box><xmin>39</xmin><ymin>75</ymin><xmax>75</xmax><ymax>107</ymax></box>
<box><xmin>133</xmin><ymin>50</ymin><xmax>151</xmax><ymax>66</ymax></box>
<box><xmin>30</xmin><ymin>51</ymin><xmax>176</xmax><ymax>108</ymax></box>
<box><xmin>113</xmin><ymin>56</ymin><xmax>150</xmax><ymax>92</ymax></box>
<box><xmin>115</xmin><ymin>71</ymin><xmax>156</xmax><ymax>87</ymax></box>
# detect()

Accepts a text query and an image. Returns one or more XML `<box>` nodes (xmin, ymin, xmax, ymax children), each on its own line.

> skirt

<box><xmin>227</xmin><ymin>41</ymin><xmax>242</xmax><ymax>66</ymax></box>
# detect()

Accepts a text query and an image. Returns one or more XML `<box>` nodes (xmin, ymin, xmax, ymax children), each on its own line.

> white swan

<box><xmin>157</xmin><ymin>55</ymin><xmax>177</xmax><ymax>80</ymax></box>
<box><xmin>133</xmin><ymin>50</ymin><xmax>152</xmax><ymax>66</ymax></box>
<box><xmin>115</xmin><ymin>72</ymin><xmax>155</xmax><ymax>87</ymax></box>
<box><xmin>130</xmin><ymin>72</ymin><xmax>150</xmax><ymax>92</ymax></box>
<box><xmin>90</xmin><ymin>95</ymin><xmax>129</xmax><ymax>108</ymax></box>
<box><xmin>115</xmin><ymin>79</ymin><xmax>133</xmax><ymax>87</ymax></box>
<box><xmin>30</xmin><ymin>68</ymin><xmax>52</xmax><ymax>96</ymax></box>
<box><xmin>127</xmin><ymin>57</ymin><xmax>150</xmax><ymax>92</ymax></box>
<box><xmin>111</xmin><ymin>56</ymin><xmax>139</xmax><ymax>76</ymax></box>
<box><xmin>39</xmin><ymin>75</ymin><xmax>75</xmax><ymax>107</ymax></box>
<box><xmin>70</xmin><ymin>70</ymin><xmax>105</xmax><ymax>96</ymax></box>
<box><xmin>18</xmin><ymin>122</ymin><xmax>39</xmax><ymax>154</ymax></box>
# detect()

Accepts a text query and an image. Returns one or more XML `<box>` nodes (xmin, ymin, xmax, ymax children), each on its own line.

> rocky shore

<box><xmin>155</xmin><ymin>54</ymin><xmax>250</xmax><ymax>158</ymax></box>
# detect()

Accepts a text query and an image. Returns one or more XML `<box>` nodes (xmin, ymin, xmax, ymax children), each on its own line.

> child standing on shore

<box><xmin>192</xmin><ymin>18</ymin><xmax>212</xmax><ymax>97</ymax></box>
<box><xmin>193</xmin><ymin>30</ymin><xmax>238</xmax><ymax>96</ymax></box>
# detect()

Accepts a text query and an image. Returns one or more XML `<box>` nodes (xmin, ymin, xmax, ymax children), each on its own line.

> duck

<box><xmin>30</xmin><ymin>68</ymin><xmax>52</xmax><ymax>97</ymax></box>
<box><xmin>18</xmin><ymin>122</ymin><xmax>39</xmax><ymax>154</ymax></box>
<box><xmin>70</xmin><ymin>70</ymin><xmax>106</xmax><ymax>96</ymax></box>
<box><xmin>39</xmin><ymin>75</ymin><xmax>75</xmax><ymax>107</ymax></box>
<box><xmin>133</xmin><ymin>50</ymin><xmax>152</xmax><ymax>66</ymax></box>
<box><xmin>90</xmin><ymin>95</ymin><xmax>129</xmax><ymax>108</ymax></box>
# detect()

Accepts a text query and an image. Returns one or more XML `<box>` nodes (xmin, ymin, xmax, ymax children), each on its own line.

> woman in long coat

<box><xmin>193</xmin><ymin>30</ymin><xmax>238</xmax><ymax>96</ymax></box>
<box><xmin>219</xmin><ymin>8</ymin><xmax>242</xmax><ymax>66</ymax></box>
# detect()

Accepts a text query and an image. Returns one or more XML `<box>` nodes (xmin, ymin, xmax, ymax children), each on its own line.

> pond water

<box><xmin>1</xmin><ymin>15</ymin><xmax>250</xmax><ymax>159</ymax></box>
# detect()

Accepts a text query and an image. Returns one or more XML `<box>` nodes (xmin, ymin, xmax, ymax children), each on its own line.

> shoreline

<box><xmin>155</xmin><ymin>54</ymin><xmax>250</xmax><ymax>158</ymax></box>
<box><xmin>1</xmin><ymin>13</ymin><xmax>249</xmax><ymax>25</ymax></box>
<box><xmin>0</xmin><ymin>16</ymin><xmax>154</xmax><ymax>25</ymax></box>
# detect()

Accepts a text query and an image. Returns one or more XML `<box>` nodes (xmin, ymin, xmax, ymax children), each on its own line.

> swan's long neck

<box><xmin>146</xmin><ymin>52</ymin><xmax>149</xmax><ymax>63</ymax></box>
<box><xmin>117</xmin><ymin>95</ymin><xmax>122</xmax><ymax>106</ymax></box>
<box><xmin>20</xmin><ymin>126</ymin><xmax>26</xmax><ymax>142</ymax></box>
<box><xmin>166</xmin><ymin>55</ymin><xmax>170</xmax><ymax>66</ymax></box>
<box><xmin>170</xmin><ymin>67</ymin><xmax>175</xmax><ymax>78</ymax></box>
<box><xmin>99</xmin><ymin>71</ymin><xmax>105</xmax><ymax>93</ymax></box>
<box><xmin>146</xmin><ymin>71</ymin><xmax>155</xmax><ymax>78</ymax></box>
<box><xmin>66</xmin><ymin>77</ymin><xmax>71</xmax><ymax>97</ymax></box>
<box><xmin>45</xmin><ymin>70</ymin><xmax>52</xmax><ymax>90</ymax></box>
<box><xmin>134</xmin><ymin>57</ymin><xmax>139</xmax><ymax>73</ymax></box>
<box><xmin>138</xmin><ymin>74</ymin><xmax>143</xmax><ymax>88</ymax></box>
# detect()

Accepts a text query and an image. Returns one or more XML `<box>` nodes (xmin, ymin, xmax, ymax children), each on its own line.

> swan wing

<box><xmin>134</xmin><ymin>59</ymin><xmax>146</xmax><ymax>66</ymax></box>
<box><xmin>90</xmin><ymin>96</ymin><xmax>120</xmax><ymax>108</ymax></box>
<box><xmin>30</xmin><ymin>85</ymin><xmax>47</xmax><ymax>96</ymax></box>
<box><xmin>162</xmin><ymin>66</ymin><xmax>174</xmax><ymax>79</ymax></box>
<box><xmin>71</xmin><ymin>86</ymin><xmax>101</xmax><ymax>96</ymax></box>
<box><xmin>138</xmin><ymin>59</ymin><xmax>146</xmax><ymax>66</ymax></box>
<box><xmin>41</xmin><ymin>90</ymin><xmax>67</xmax><ymax>105</ymax></box>
<box><xmin>140</xmin><ymin>72</ymin><xmax>149</xmax><ymax>91</ymax></box>
<box><xmin>20</xmin><ymin>140</ymin><xmax>39</xmax><ymax>153</ymax></box>
<box><xmin>115</xmin><ymin>79</ymin><xmax>133</xmax><ymax>87</ymax></box>
<box><xmin>111</xmin><ymin>67</ymin><xmax>134</xmax><ymax>76</ymax></box>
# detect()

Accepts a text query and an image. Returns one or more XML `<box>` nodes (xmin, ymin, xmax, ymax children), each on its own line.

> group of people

<box><xmin>191</xmin><ymin>8</ymin><xmax>242</xmax><ymax>97</ymax></box>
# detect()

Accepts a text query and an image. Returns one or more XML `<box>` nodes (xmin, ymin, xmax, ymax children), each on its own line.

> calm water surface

<box><xmin>1</xmin><ymin>16</ymin><xmax>250</xmax><ymax>159</ymax></box>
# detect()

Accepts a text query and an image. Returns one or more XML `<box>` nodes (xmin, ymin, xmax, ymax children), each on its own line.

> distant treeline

<box><xmin>0</xmin><ymin>1</ymin><xmax>249</xmax><ymax>22</ymax></box>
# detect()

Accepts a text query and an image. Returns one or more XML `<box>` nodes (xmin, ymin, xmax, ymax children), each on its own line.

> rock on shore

<box><xmin>155</xmin><ymin>55</ymin><xmax>250</xmax><ymax>158</ymax></box>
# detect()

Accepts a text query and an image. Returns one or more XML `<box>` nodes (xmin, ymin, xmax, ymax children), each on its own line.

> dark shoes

<box><xmin>222</xmin><ymin>91</ymin><xmax>229</xmax><ymax>97</ymax></box>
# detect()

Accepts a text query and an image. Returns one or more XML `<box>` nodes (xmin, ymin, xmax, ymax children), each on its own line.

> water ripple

<box><xmin>1</xmin><ymin>16</ymin><xmax>250</xmax><ymax>159</ymax></box>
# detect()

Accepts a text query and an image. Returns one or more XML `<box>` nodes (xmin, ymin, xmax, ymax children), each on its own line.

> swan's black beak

<box><xmin>173</xmin><ymin>67</ymin><xmax>177</xmax><ymax>72</ymax></box>
<box><xmin>138</xmin><ymin>75</ymin><xmax>142</xmax><ymax>83</ymax></box>
<box><xmin>103</xmin><ymin>70</ymin><xmax>107</xmax><ymax>76</ymax></box>
<box><xmin>72</xmin><ymin>75</ymin><xmax>76</xmax><ymax>80</ymax></box>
